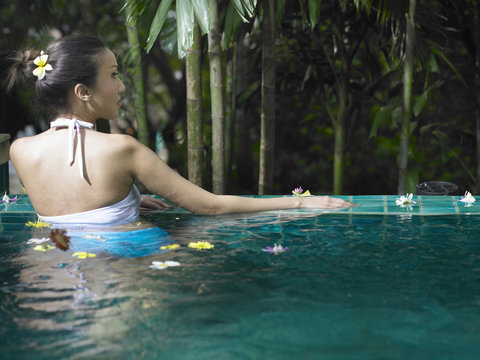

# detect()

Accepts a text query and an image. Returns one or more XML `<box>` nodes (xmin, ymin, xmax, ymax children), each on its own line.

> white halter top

<box><xmin>50</xmin><ymin>117</ymin><xmax>94</xmax><ymax>180</ymax></box>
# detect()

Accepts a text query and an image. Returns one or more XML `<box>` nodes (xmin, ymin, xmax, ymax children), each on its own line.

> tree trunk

<box><xmin>207</xmin><ymin>0</ymin><xmax>225</xmax><ymax>194</ymax></box>
<box><xmin>259</xmin><ymin>0</ymin><xmax>276</xmax><ymax>195</ymax></box>
<box><xmin>333</xmin><ymin>86</ymin><xmax>346</xmax><ymax>195</ymax></box>
<box><xmin>225</xmin><ymin>45</ymin><xmax>236</xmax><ymax>193</ymax></box>
<box><xmin>186</xmin><ymin>20</ymin><xmax>203</xmax><ymax>186</ymax></box>
<box><xmin>126</xmin><ymin>16</ymin><xmax>149</xmax><ymax>147</ymax></box>
<box><xmin>474</xmin><ymin>1</ymin><xmax>480</xmax><ymax>192</ymax></box>
<box><xmin>397</xmin><ymin>0</ymin><xmax>416</xmax><ymax>194</ymax></box>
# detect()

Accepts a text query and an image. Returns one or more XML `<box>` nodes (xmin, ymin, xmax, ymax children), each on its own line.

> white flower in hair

<box><xmin>32</xmin><ymin>50</ymin><xmax>53</xmax><ymax>80</ymax></box>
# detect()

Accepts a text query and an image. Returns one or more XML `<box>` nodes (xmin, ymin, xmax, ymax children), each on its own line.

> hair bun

<box><xmin>1</xmin><ymin>49</ymin><xmax>39</xmax><ymax>92</ymax></box>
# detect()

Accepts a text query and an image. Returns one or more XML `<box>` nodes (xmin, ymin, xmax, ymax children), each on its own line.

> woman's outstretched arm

<box><xmin>123</xmin><ymin>136</ymin><xmax>355</xmax><ymax>215</ymax></box>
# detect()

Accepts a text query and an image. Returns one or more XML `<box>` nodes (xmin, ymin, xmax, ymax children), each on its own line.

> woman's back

<box><xmin>10</xmin><ymin>127</ymin><xmax>136</xmax><ymax>216</ymax></box>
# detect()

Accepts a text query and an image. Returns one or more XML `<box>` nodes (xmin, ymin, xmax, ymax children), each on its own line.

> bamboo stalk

<box><xmin>207</xmin><ymin>0</ymin><xmax>225</xmax><ymax>194</ymax></box>
<box><xmin>186</xmin><ymin>20</ymin><xmax>203</xmax><ymax>186</ymax></box>
<box><xmin>259</xmin><ymin>0</ymin><xmax>276</xmax><ymax>195</ymax></box>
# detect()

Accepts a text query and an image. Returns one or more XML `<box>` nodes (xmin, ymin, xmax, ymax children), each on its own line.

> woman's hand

<box><xmin>139</xmin><ymin>195</ymin><xmax>171</xmax><ymax>211</ymax></box>
<box><xmin>301</xmin><ymin>196</ymin><xmax>357</xmax><ymax>209</ymax></box>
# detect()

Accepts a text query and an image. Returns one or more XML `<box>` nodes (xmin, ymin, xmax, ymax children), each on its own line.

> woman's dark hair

<box><xmin>3</xmin><ymin>34</ymin><xmax>108</xmax><ymax>118</ymax></box>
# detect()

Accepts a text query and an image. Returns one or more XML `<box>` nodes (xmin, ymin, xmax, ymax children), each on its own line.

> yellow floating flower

<box><xmin>72</xmin><ymin>252</ymin><xmax>96</xmax><ymax>259</ymax></box>
<box><xmin>32</xmin><ymin>50</ymin><xmax>53</xmax><ymax>80</ymax></box>
<box><xmin>292</xmin><ymin>187</ymin><xmax>312</xmax><ymax>196</ymax></box>
<box><xmin>26</xmin><ymin>219</ymin><xmax>51</xmax><ymax>228</ymax></box>
<box><xmin>188</xmin><ymin>241</ymin><xmax>214</xmax><ymax>250</ymax></box>
<box><xmin>160</xmin><ymin>244</ymin><xmax>180</xmax><ymax>250</ymax></box>
<box><xmin>33</xmin><ymin>244</ymin><xmax>55</xmax><ymax>252</ymax></box>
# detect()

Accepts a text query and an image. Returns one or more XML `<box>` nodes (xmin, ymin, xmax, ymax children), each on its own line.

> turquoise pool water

<box><xmin>1</xmin><ymin>197</ymin><xmax>480</xmax><ymax>359</ymax></box>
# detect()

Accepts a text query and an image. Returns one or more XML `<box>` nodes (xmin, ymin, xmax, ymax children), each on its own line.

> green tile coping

<box><xmin>1</xmin><ymin>195</ymin><xmax>480</xmax><ymax>224</ymax></box>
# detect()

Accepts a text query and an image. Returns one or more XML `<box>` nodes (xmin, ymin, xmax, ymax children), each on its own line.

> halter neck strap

<box><xmin>50</xmin><ymin>118</ymin><xmax>94</xmax><ymax>180</ymax></box>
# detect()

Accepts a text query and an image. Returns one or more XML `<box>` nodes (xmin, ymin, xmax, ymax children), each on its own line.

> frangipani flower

<box><xmin>188</xmin><ymin>241</ymin><xmax>214</xmax><ymax>250</ymax></box>
<box><xmin>1</xmin><ymin>192</ymin><xmax>17</xmax><ymax>204</ymax></box>
<box><xmin>33</xmin><ymin>243</ymin><xmax>55</xmax><ymax>252</ymax></box>
<box><xmin>27</xmin><ymin>237</ymin><xmax>49</xmax><ymax>244</ymax></box>
<box><xmin>149</xmin><ymin>260</ymin><xmax>181</xmax><ymax>270</ymax></box>
<box><xmin>26</xmin><ymin>219</ymin><xmax>51</xmax><ymax>228</ymax></box>
<box><xmin>32</xmin><ymin>51</ymin><xmax>53</xmax><ymax>80</ymax></box>
<box><xmin>160</xmin><ymin>244</ymin><xmax>180</xmax><ymax>250</ymax></box>
<box><xmin>262</xmin><ymin>243</ymin><xmax>288</xmax><ymax>255</ymax></box>
<box><xmin>292</xmin><ymin>187</ymin><xmax>312</xmax><ymax>197</ymax></box>
<box><xmin>83</xmin><ymin>234</ymin><xmax>107</xmax><ymax>241</ymax></box>
<box><xmin>395</xmin><ymin>193</ymin><xmax>416</xmax><ymax>207</ymax></box>
<box><xmin>459</xmin><ymin>191</ymin><xmax>476</xmax><ymax>204</ymax></box>
<box><xmin>72</xmin><ymin>252</ymin><xmax>96</xmax><ymax>259</ymax></box>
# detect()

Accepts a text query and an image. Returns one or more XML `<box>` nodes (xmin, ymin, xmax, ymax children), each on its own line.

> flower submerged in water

<box><xmin>72</xmin><ymin>252</ymin><xmax>96</xmax><ymax>259</ymax></box>
<box><xmin>262</xmin><ymin>243</ymin><xmax>288</xmax><ymax>255</ymax></box>
<box><xmin>188</xmin><ymin>241</ymin><xmax>214</xmax><ymax>250</ymax></box>
<box><xmin>83</xmin><ymin>234</ymin><xmax>107</xmax><ymax>241</ymax></box>
<box><xmin>25</xmin><ymin>219</ymin><xmax>51</xmax><ymax>228</ymax></box>
<box><xmin>50</xmin><ymin>229</ymin><xmax>70</xmax><ymax>251</ymax></box>
<box><xmin>149</xmin><ymin>260</ymin><xmax>181</xmax><ymax>270</ymax></box>
<box><xmin>1</xmin><ymin>192</ymin><xmax>17</xmax><ymax>204</ymax></box>
<box><xmin>459</xmin><ymin>191</ymin><xmax>476</xmax><ymax>205</ymax></box>
<box><xmin>395</xmin><ymin>193</ymin><xmax>416</xmax><ymax>207</ymax></box>
<box><xmin>160</xmin><ymin>244</ymin><xmax>180</xmax><ymax>250</ymax></box>
<box><xmin>33</xmin><ymin>243</ymin><xmax>55</xmax><ymax>252</ymax></box>
<box><xmin>292</xmin><ymin>187</ymin><xmax>312</xmax><ymax>197</ymax></box>
<box><xmin>27</xmin><ymin>237</ymin><xmax>49</xmax><ymax>245</ymax></box>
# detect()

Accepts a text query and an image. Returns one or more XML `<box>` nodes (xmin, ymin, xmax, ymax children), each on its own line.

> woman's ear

<box><xmin>73</xmin><ymin>84</ymin><xmax>92</xmax><ymax>102</ymax></box>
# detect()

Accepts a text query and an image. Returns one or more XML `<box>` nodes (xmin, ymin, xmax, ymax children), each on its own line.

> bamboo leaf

<box><xmin>145</xmin><ymin>0</ymin><xmax>174</xmax><ymax>53</ymax></box>
<box><xmin>430</xmin><ymin>43</ymin><xmax>467</xmax><ymax>87</ymax></box>
<box><xmin>176</xmin><ymin>0</ymin><xmax>194</xmax><ymax>58</ymax></box>
<box><xmin>369</xmin><ymin>105</ymin><xmax>392</xmax><ymax>138</ymax></box>
<box><xmin>308</xmin><ymin>0</ymin><xmax>321</xmax><ymax>30</ymax></box>
<box><xmin>191</xmin><ymin>0</ymin><xmax>212</xmax><ymax>34</ymax></box>
<box><xmin>241</xmin><ymin>0</ymin><xmax>256</xmax><ymax>18</ymax></box>
<box><xmin>413</xmin><ymin>93</ymin><xmax>427</xmax><ymax>117</ymax></box>
<box><xmin>223</xmin><ymin>2</ymin><xmax>243</xmax><ymax>50</ymax></box>
<box><xmin>231</xmin><ymin>0</ymin><xmax>249</xmax><ymax>22</ymax></box>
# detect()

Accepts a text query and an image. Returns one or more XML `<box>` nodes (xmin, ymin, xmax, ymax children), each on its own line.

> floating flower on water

<box><xmin>395</xmin><ymin>193</ymin><xmax>417</xmax><ymax>207</ymax></box>
<box><xmin>1</xmin><ymin>192</ymin><xmax>17</xmax><ymax>204</ymax></box>
<box><xmin>188</xmin><ymin>241</ymin><xmax>214</xmax><ymax>250</ymax></box>
<box><xmin>50</xmin><ymin>229</ymin><xmax>70</xmax><ymax>251</ymax></box>
<box><xmin>149</xmin><ymin>260</ymin><xmax>181</xmax><ymax>270</ymax></box>
<box><xmin>26</xmin><ymin>219</ymin><xmax>51</xmax><ymax>228</ymax></box>
<box><xmin>32</xmin><ymin>50</ymin><xmax>53</xmax><ymax>80</ymax></box>
<box><xmin>262</xmin><ymin>243</ymin><xmax>288</xmax><ymax>255</ymax></box>
<box><xmin>292</xmin><ymin>187</ymin><xmax>312</xmax><ymax>197</ymax></box>
<box><xmin>27</xmin><ymin>237</ymin><xmax>49</xmax><ymax>245</ymax></box>
<box><xmin>459</xmin><ymin>191</ymin><xmax>476</xmax><ymax>204</ymax></box>
<box><xmin>33</xmin><ymin>243</ymin><xmax>55</xmax><ymax>252</ymax></box>
<box><xmin>160</xmin><ymin>244</ymin><xmax>180</xmax><ymax>250</ymax></box>
<box><xmin>72</xmin><ymin>252</ymin><xmax>96</xmax><ymax>259</ymax></box>
<box><xmin>83</xmin><ymin>234</ymin><xmax>107</xmax><ymax>241</ymax></box>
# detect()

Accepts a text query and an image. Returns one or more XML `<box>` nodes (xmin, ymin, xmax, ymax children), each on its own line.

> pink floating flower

<box><xmin>292</xmin><ymin>187</ymin><xmax>312</xmax><ymax>197</ymax></box>
<box><xmin>1</xmin><ymin>192</ymin><xmax>17</xmax><ymax>204</ymax></box>
<box><xmin>262</xmin><ymin>243</ymin><xmax>288</xmax><ymax>255</ymax></box>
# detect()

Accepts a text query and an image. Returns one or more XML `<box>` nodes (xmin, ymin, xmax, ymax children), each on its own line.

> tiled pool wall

<box><xmin>0</xmin><ymin>134</ymin><xmax>10</xmax><ymax>194</ymax></box>
<box><xmin>1</xmin><ymin>195</ymin><xmax>480</xmax><ymax>230</ymax></box>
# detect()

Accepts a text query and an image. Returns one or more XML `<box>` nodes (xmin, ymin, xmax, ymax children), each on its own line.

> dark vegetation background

<box><xmin>0</xmin><ymin>0</ymin><xmax>478</xmax><ymax>195</ymax></box>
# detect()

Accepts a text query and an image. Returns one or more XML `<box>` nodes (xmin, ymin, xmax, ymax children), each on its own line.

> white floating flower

<box><xmin>396</xmin><ymin>193</ymin><xmax>416</xmax><ymax>207</ymax></box>
<box><xmin>459</xmin><ymin>191</ymin><xmax>476</xmax><ymax>204</ymax></box>
<box><xmin>262</xmin><ymin>243</ymin><xmax>288</xmax><ymax>255</ymax></box>
<box><xmin>27</xmin><ymin>237</ymin><xmax>50</xmax><ymax>244</ymax></box>
<box><xmin>149</xmin><ymin>260</ymin><xmax>181</xmax><ymax>270</ymax></box>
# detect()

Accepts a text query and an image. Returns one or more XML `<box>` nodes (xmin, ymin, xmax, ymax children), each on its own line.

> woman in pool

<box><xmin>5</xmin><ymin>35</ymin><xmax>354</xmax><ymax>226</ymax></box>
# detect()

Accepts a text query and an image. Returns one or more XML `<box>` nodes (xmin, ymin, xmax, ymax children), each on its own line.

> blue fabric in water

<box><xmin>67</xmin><ymin>227</ymin><xmax>171</xmax><ymax>258</ymax></box>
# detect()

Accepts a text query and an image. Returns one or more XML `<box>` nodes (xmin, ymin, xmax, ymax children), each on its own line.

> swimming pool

<box><xmin>1</xmin><ymin>195</ymin><xmax>480</xmax><ymax>359</ymax></box>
